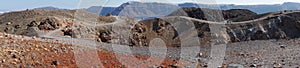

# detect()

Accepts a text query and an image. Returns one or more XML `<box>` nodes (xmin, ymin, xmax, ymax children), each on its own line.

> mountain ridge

<box><xmin>84</xmin><ymin>1</ymin><xmax>300</xmax><ymax>19</ymax></box>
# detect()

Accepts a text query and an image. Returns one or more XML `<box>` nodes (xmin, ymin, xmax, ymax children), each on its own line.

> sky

<box><xmin>1</xmin><ymin>0</ymin><xmax>300</xmax><ymax>11</ymax></box>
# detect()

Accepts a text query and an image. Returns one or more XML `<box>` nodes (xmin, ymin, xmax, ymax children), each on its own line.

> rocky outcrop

<box><xmin>225</xmin><ymin>13</ymin><xmax>300</xmax><ymax>42</ymax></box>
<box><xmin>36</xmin><ymin>18</ymin><xmax>62</xmax><ymax>30</ymax></box>
<box><xmin>169</xmin><ymin>8</ymin><xmax>257</xmax><ymax>21</ymax></box>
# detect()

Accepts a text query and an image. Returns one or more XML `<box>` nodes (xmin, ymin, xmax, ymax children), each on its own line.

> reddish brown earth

<box><xmin>0</xmin><ymin>33</ymin><xmax>190</xmax><ymax>68</ymax></box>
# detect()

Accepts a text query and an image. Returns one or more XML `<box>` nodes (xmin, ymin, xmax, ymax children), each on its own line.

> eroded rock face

<box><xmin>94</xmin><ymin>18</ymin><xmax>182</xmax><ymax>47</ymax></box>
<box><xmin>226</xmin><ymin>15</ymin><xmax>300</xmax><ymax>42</ymax></box>
<box><xmin>132</xmin><ymin>18</ymin><xmax>181</xmax><ymax>47</ymax></box>
<box><xmin>129</xmin><ymin>23</ymin><xmax>147</xmax><ymax>46</ymax></box>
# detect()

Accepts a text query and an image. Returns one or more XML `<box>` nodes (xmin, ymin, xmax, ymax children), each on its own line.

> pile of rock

<box><xmin>37</xmin><ymin>18</ymin><xmax>61</xmax><ymax>30</ymax></box>
<box><xmin>129</xmin><ymin>23</ymin><xmax>148</xmax><ymax>46</ymax></box>
<box><xmin>62</xmin><ymin>28</ymin><xmax>73</xmax><ymax>37</ymax></box>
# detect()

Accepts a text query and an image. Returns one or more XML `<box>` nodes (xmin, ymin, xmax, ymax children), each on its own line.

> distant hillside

<box><xmin>33</xmin><ymin>6</ymin><xmax>69</xmax><ymax>11</ymax></box>
<box><xmin>85</xmin><ymin>6</ymin><xmax>116</xmax><ymax>16</ymax></box>
<box><xmin>179</xmin><ymin>2</ymin><xmax>300</xmax><ymax>14</ymax></box>
<box><xmin>82</xmin><ymin>2</ymin><xmax>300</xmax><ymax>20</ymax></box>
<box><xmin>110</xmin><ymin>1</ymin><xmax>180</xmax><ymax>19</ymax></box>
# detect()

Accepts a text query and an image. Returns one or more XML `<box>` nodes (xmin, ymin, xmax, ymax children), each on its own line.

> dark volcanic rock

<box><xmin>169</xmin><ymin>8</ymin><xmax>257</xmax><ymax>21</ymax></box>
<box><xmin>37</xmin><ymin>18</ymin><xmax>62</xmax><ymax>30</ymax></box>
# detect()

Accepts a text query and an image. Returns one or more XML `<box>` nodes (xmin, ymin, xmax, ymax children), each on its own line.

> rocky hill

<box><xmin>0</xmin><ymin>9</ymin><xmax>117</xmax><ymax>39</ymax></box>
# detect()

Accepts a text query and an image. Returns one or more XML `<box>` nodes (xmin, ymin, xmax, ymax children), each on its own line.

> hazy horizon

<box><xmin>1</xmin><ymin>0</ymin><xmax>300</xmax><ymax>11</ymax></box>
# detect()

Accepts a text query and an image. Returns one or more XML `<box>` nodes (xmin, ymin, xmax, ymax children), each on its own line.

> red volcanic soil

<box><xmin>0</xmin><ymin>33</ymin><xmax>190</xmax><ymax>68</ymax></box>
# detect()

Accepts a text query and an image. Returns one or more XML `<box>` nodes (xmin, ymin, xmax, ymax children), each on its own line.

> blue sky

<box><xmin>1</xmin><ymin>0</ymin><xmax>300</xmax><ymax>11</ymax></box>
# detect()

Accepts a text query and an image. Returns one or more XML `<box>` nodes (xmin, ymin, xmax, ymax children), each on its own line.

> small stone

<box><xmin>97</xmin><ymin>38</ymin><xmax>102</xmax><ymax>42</ymax></box>
<box><xmin>1</xmin><ymin>59</ymin><xmax>5</xmax><ymax>63</ymax></box>
<box><xmin>11</xmin><ymin>61</ymin><xmax>17</xmax><ymax>65</ymax></box>
<box><xmin>44</xmin><ymin>48</ymin><xmax>49</xmax><ymax>51</ymax></box>
<box><xmin>203</xmin><ymin>64</ymin><xmax>208</xmax><ymax>67</ymax></box>
<box><xmin>199</xmin><ymin>53</ymin><xmax>204</xmax><ymax>57</ymax></box>
<box><xmin>280</xmin><ymin>45</ymin><xmax>285</xmax><ymax>49</ymax></box>
<box><xmin>273</xmin><ymin>64</ymin><xmax>282</xmax><ymax>68</ymax></box>
<box><xmin>152</xmin><ymin>65</ymin><xmax>157</xmax><ymax>68</ymax></box>
<box><xmin>227</xmin><ymin>64</ymin><xmax>244</xmax><ymax>68</ymax></box>
<box><xmin>51</xmin><ymin>61</ymin><xmax>59</xmax><ymax>66</ymax></box>
<box><xmin>6</xmin><ymin>22</ymin><xmax>12</xmax><ymax>25</ymax></box>
<box><xmin>12</xmin><ymin>54</ymin><xmax>18</xmax><ymax>58</ymax></box>
<box><xmin>4</xmin><ymin>34</ymin><xmax>8</xmax><ymax>37</ymax></box>
<box><xmin>254</xmin><ymin>58</ymin><xmax>258</xmax><ymax>61</ymax></box>
<box><xmin>12</xmin><ymin>59</ymin><xmax>19</xmax><ymax>62</ymax></box>
<box><xmin>250</xmin><ymin>64</ymin><xmax>257</xmax><ymax>67</ymax></box>
<box><xmin>32</xmin><ymin>36</ymin><xmax>36</xmax><ymax>39</ymax></box>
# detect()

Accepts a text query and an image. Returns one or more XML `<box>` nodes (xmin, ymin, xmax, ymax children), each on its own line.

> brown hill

<box><xmin>0</xmin><ymin>10</ymin><xmax>117</xmax><ymax>38</ymax></box>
